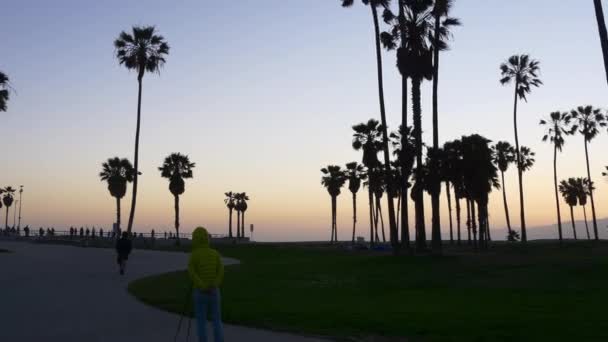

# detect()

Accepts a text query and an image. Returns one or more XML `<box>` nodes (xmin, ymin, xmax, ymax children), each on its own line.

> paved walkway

<box><xmin>0</xmin><ymin>241</ymin><xmax>329</xmax><ymax>342</ymax></box>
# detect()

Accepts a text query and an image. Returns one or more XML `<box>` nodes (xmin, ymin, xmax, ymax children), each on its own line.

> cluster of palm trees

<box><xmin>99</xmin><ymin>153</ymin><xmax>195</xmax><ymax>243</ymax></box>
<box><xmin>559</xmin><ymin>178</ymin><xmax>595</xmax><ymax>240</ymax></box>
<box><xmin>224</xmin><ymin>192</ymin><xmax>250</xmax><ymax>239</ymax></box>
<box><xmin>329</xmin><ymin>0</ymin><xmax>608</xmax><ymax>252</ymax></box>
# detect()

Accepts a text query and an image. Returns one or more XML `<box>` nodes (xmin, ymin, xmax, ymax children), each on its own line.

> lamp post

<box><xmin>12</xmin><ymin>200</ymin><xmax>18</xmax><ymax>228</ymax></box>
<box><xmin>17</xmin><ymin>185</ymin><xmax>23</xmax><ymax>229</ymax></box>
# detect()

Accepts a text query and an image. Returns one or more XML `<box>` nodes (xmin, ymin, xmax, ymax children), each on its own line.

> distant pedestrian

<box><xmin>188</xmin><ymin>227</ymin><xmax>224</xmax><ymax>342</ymax></box>
<box><xmin>100</xmin><ymin>228</ymin><xmax>104</xmax><ymax>239</ymax></box>
<box><xmin>115</xmin><ymin>232</ymin><xmax>132</xmax><ymax>275</ymax></box>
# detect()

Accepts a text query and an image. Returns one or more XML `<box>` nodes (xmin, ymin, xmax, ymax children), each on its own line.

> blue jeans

<box><xmin>193</xmin><ymin>288</ymin><xmax>224</xmax><ymax>342</ymax></box>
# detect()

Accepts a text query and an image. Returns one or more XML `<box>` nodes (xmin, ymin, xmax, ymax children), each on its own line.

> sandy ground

<box><xmin>0</xmin><ymin>241</ymin><xmax>329</xmax><ymax>342</ymax></box>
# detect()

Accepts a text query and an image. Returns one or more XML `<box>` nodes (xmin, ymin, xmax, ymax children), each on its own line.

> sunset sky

<box><xmin>2</xmin><ymin>0</ymin><xmax>608</xmax><ymax>241</ymax></box>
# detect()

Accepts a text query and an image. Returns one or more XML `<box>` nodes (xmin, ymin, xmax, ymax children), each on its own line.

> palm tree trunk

<box><xmin>486</xmin><ymin>214</ymin><xmax>492</xmax><ymax>242</ymax></box>
<box><xmin>446</xmin><ymin>181</ymin><xmax>454</xmax><ymax>244</ymax></box>
<box><xmin>371</xmin><ymin>5</ymin><xmax>399</xmax><ymax>251</ymax></box>
<box><xmin>373</xmin><ymin>198</ymin><xmax>380</xmax><ymax>243</ymax></box>
<box><xmin>570</xmin><ymin>205</ymin><xmax>577</xmax><ymax>240</ymax></box>
<box><xmin>352</xmin><ymin>192</ymin><xmax>357</xmax><ymax>243</ymax></box>
<box><xmin>583</xmin><ymin>205</ymin><xmax>591</xmax><ymax>240</ymax></box>
<box><xmin>412</xmin><ymin>77</ymin><xmax>426</xmax><ymax>251</ymax></box>
<box><xmin>594</xmin><ymin>0</ymin><xmax>608</xmax><ymax>85</ymax></box>
<box><xmin>471</xmin><ymin>200</ymin><xmax>478</xmax><ymax>249</ymax></box>
<box><xmin>512</xmin><ymin>82</ymin><xmax>527</xmax><ymax>242</ymax></box>
<box><xmin>5</xmin><ymin>206</ymin><xmax>8</xmax><ymax>229</ymax></box>
<box><xmin>368</xmin><ymin>188</ymin><xmax>374</xmax><ymax>246</ymax></box>
<box><xmin>552</xmin><ymin>145</ymin><xmax>563</xmax><ymax>243</ymax></box>
<box><xmin>228</xmin><ymin>208</ymin><xmax>233</xmax><ymax>238</ymax></box>
<box><xmin>242</xmin><ymin>211</ymin><xmax>246</xmax><ymax>239</ymax></box>
<box><xmin>126</xmin><ymin>77</ymin><xmax>143</xmax><ymax>234</ymax></box>
<box><xmin>583</xmin><ymin>139</ymin><xmax>599</xmax><ymax>240</ymax></box>
<box><xmin>174</xmin><ymin>194</ymin><xmax>180</xmax><ymax>245</ymax></box>
<box><xmin>398</xmin><ymin>1</ymin><xmax>410</xmax><ymax>253</ymax></box>
<box><xmin>466</xmin><ymin>198</ymin><xmax>471</xmax><ymax>245</ymax></box>
<box><xmin>500</xmin><ymin>170</ymin><xmax>513</xmax><ymax>235</ymax></box>
<box><xmin>377</xmin><ymin>197</ymin><xmax>386</xmax><ymax>243</ymax></box>
<box><xmin>456</xmin><ymin>197</ymin><xmax>461</xmax><ymax>245</ymax></box>
<box><xmin>237</xmin><ymin>210</ymin><xmax>241</xmax><ymax>239</ymax></box>
<box><xmin>331</xmin><ymin>196</ymin><xmax>337</xmax><ymax>243</ymax></box>
<box><xmin>396</xmin><ymin>194</ymin><xmax>401</xmax><ymax>231</ymax></box>
<box><xmin>430</xmin><ymin>11</ymin><xmax>442</xmax><ymax>254</ymax></box>
<box><xmin>116</xmin><ymin>197</ymin><xmax>121</xmax><ymax>233</ymax></box>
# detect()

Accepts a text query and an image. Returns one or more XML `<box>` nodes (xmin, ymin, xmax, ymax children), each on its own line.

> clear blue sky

<box><xmin>2</xmin><ymin>0</ymin><xmax>608</xmax><ymax>241</ymax></box>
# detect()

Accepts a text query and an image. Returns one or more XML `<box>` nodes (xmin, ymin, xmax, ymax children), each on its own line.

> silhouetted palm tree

<box><xmin>570</xmin><ymin>105</ymin><xmax>606</xmax><ymax>241</ymax></box>
<box><xmin>492</xmin><ymin>141</ymin><xmax>516</xmax><ymax>237</ymax></box>
<box><xmin>321</xmin><ymin>166</ymin><xmax>347</xmax><ymax>243</ymax></box>
<box><xmin>99</xmin><ymin>157</ymin><xmax>134</xmax><ymax>234</ymax></box>
<box><xmin>443</xmin><ymin>139</ymin><xmax>465</xmax><ymax>244</ymax></box>
<box><xmin>341</xmin><ymin>0</ymin><xmax>399</xmax><ymax>250</ymax></box>
<box><xmin>345</xmin><ymin>162</ymin><xmax>367</xmax><ymax>243</ymax></box>
<box><xmin>114</xmin><ymin>26</ymin><xmax>169</xmax><ymax>234</ymax></box>
<box><xmin>235</xmin><ymin>192</ymin><xmax>250</xmax><ymax>238</ymax></box>
<box><xmin>500</xmin><ymin>54</ymin><xmax>542</xmax><ymax>242</ymax></box>
<box><xmin>461</xmin><ymin>135</ymin><xmax>499</xmax><ymax>249</ymax></box>
<box><xmin>0</xmin><ymin>71</ymin><xmax>11</xmax><ymax>112</ymax></box>
<box><xmin>224</xmin><ymin>192</ymin><xmax>236</xmax><ymax>238</ymax></box>
<box><xmin>574</xmin><ymin>177</ymin><xmax>594</xmax><ymax>240</ymax></box>
<box><xmin>594</xmin><ymin>0</ymin><xmax>608</xmax><ymax>85</ymax></box>
<box><xmin>559</xmin><ymin>178</ymin><xmax>579</xmax><ymax>240</ymax></box>
<box><xmin>0</xmin><ymin>189</ymin><xmax>4</xmax><ymax>228</ymax></box>
<box><xmin>353</xmin><ymin>119</ymin><xmax>384</xmax><ymax>245</ymax></box>
<box><xmin>3</xmin><ymin>187</ymin><xmax>16</xmax><ymax>229</ymax></box>
<box><xmin>390</xmin><ymin>125</ymin><xmax>416</xmax><ymax>247</ymax></box>
<box><xmin>540</xmin><ymin>111</ymin><xmax>572</xmax><ymax>243</ymax></box>
<box><xmin>159</xmin><ymin>153</ymin><xmax>195</xmax><ymax>244</ymax></box>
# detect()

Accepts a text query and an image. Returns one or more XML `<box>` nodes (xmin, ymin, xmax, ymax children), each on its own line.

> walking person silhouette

<box><xmin>115</xmin><ymin>232</ymin><xmax>132</xmax><ymax>275</ymax></box>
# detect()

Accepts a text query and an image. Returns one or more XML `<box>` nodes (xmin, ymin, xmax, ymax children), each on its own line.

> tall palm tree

<box><xmin>0</xmin><ymin>71</ymin><xmax>11</xmax><ymax>112</ymax></box>
<box><xmin>114</xmin><ymin>26</ymin><xmax>169</xmax><ymax>234</ymax></box>
<box><xmin>559</xmin><ymin>178</ymin><xmax>579</xmax><ymax>240</ymax></box>
<box><xmin>235</xmin><ymin>192</ymin><xmax>250</xmax><ymax>239</ymax></box>
<box><xmin>345</xmin><ymin>162</ymin><xmax>367</xmax><ymax>243</ymax></box>
<box><xmin>492</xmin><ymin>141</ymin><xmax>516</xmax><ymax>237</ymax></box>
<box><xmin>0</xmin><ymin>189</ymin><xmax>3</xmax><ymax>228</ymax></box>
<box><xmin>341</xmin><ymin>0</ymin><xmax>399</xmax><ymax>250</ymax></box>
<box><xmin>571</xmin><ymin>105</ymin><xmax>606</xmax><ymax>241</ymax></box>
<box><xmin>158</xmin><ymin>153</ymin><xmax>195</xmax><ymax>244</ymax></box>
<box><xmin>224</xmin><ymin>192</ymin><xmax>236</xmax><ymax>238</ymax></box>
<box><xmin>353</xmin><ymin>119</ymin><xmax>384</xmax><ymax>245</ymax></box>
<box><xmin>574</xmin><ymin>178</ymin><xmax>594</xmax><ymax>240</ymax></box>
<box><xmin>99</xmin><ymin>157</ymin><xmax>134</xmax><ymax>234</ymax></box>
<box><xmin>2</xmin><ymin>187</ymin><xmax>16</xmax><ymax>229</ymax></box>
<box><xmin>594</xmin><ymin>0</ymin><xmax>608</xmax><ymax>85</ymax></box>
<box><xmin>444</xmin><ymin>139</ymin><xmax>464</xmax><ymax>244</ymax></box>
<box><xmin>499</xmin><ymin>54</ymin><xmax>542</xmax><ymax>242</ymax></box>
<box><xmin>321</xmin><ymin>166</ymin><xmax>347</xmax><ymax>243</ymax></box>
<box><xmin>390</xmin><ymin>125</ymin><xmax>416</xmax><ymax>248</ymax></box>
<box><xmin>540</xmin><ymin>111</ymin><xmax>572</xmax><ymax>243</ymax></box>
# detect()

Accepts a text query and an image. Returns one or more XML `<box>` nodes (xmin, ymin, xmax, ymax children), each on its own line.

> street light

<box><xmin>13</xmin><ymin>200</ymin><xmax>18</xmax><ymax>228</ymax></box>
<box><xmin>17</xmin><ymin>185</ymin><xmax>23</xmax><ymax>229</ymax></box>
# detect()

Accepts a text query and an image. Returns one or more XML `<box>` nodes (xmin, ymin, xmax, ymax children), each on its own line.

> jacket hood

<box><xmin>192</xmin><ymin>227</ymin><xmax>210</xmax><ymax>249</ymax></box>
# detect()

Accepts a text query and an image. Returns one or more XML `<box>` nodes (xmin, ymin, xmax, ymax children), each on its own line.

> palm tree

<box><xmin>594</xmin><ymin>0</ymin><xmax>608</xmax><ymax>85</ymax></box>
<box><xmin>158</xmin><ymin>153</ymin><xmax>195</xmax><ymax>244</ymax></box>
<box><xmin>461</xmin><ymin>135</ymin><xmax>499</xmax><ymax>249</ymax></box>
<box><xmin>540</xmin><ymin>111</ymin><xmax>572</xmax><ymax>243</ymax></box>
<box><xmin>500</xmin><ymin>54</ymin><xmax>542</xmax><ymax>242</ymax></box>
<box><xmin>0</xmin><ymin>189</ymin><xmax>3</xmax><ymax>228</ymax></box>
<box><xmin>224</xmin><ymin>192</ymin><xmax>236</xmax><ymax>238</ymax></box>
<box><xmin>321</xmin><ymin>166</ymin><xmax>347</xmax><ymax>243</ymax></box>
<box><xmin>235</xmin><ymin>192</ymin><xmax>250</xmax><ymax>239</ymax></box>
<box><xmin>0</xmin><ymin>71</ymin><xmax>11</xmax><ymax>112</ymax></box>
<box><xmin>559</xmin><ymin>178</ymin><xmax>579</xmax><ymax>240</ymax></box>
<box><xmin>345</xmin><ymin>162</ymin><xmax>367</xmax><ymax>243</ymax></box>
<box><xmin>574</xmin><ymin>178</ymin><xmax>594</xmax><ymax>240</ymax></box>
<box><xmin>570</xmin><ymin>105</ymin><xmax>606</xmax><ymax>241</ymax></box>
<box><xmin>353</xmin><ymin>119</ymin><xmax>384</xmax><ymax>245</ymax></box>
<box><xmin>3</xmin><ymin>187</ymin><xmax>16</xmax><ymax>229</ymax></box>
<box><xmin>99</xmin><ymin>157</ymin><xmax>134</xmax><ymax>234</ymax></box>
<box><xmin>444</xmin><ymin>139</ymin><xmax>465</xmax><ymax>244</ymax></box>
<box><xmin>114</xmin><ymin>26</ymin><xmax>169</xmax><ymax>234</ymax></box>
<box><xmin>341</xmin><ymin>0</ymin><xmax>399</xmax><ymax>250</ymax></box>
<box><xmin>390</xmin><ymin>125</ymin><xmax>416</xmax><ymax>248</ymax></box>
<box><xmin>492</xmin><ymin>141</ymin><xmax>516</xmax><ymax>237</ymax></box>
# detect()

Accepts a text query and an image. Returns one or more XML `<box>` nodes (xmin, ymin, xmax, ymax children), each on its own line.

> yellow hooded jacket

<box><xmin>188</xmin><ymin>227</ymin><xmax>224</xmax><ymax>290</ymax></box>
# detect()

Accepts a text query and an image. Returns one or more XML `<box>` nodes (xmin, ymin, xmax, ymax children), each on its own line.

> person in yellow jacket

<box><xmin>188</xmin><ymin>227</ymin><xmax>224</xmax><ymax>342</ymax></box>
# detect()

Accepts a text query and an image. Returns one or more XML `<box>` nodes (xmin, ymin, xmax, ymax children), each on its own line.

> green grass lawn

<box><xmin>128</xmin><ymin>241</ymin><xmax>608</xmax><ymax>342</ymax></box>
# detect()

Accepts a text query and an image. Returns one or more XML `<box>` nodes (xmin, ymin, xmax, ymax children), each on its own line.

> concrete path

<box><xmin>0</xmin><ymin>241</ymin><xmax>329</xmax><ymax>342</ymax></box>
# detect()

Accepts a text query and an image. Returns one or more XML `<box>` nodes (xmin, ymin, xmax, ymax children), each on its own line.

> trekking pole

<box><xmin>174</xmin><ymin>282</ymin><xmax>193</xmax><ymax>342</ymax></box>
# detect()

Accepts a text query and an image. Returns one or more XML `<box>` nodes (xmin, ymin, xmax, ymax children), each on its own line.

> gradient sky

<box><xmin>2</xmin><ymin>0</ymin><xmax>608</xmax><ymax>241</ymax></box>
